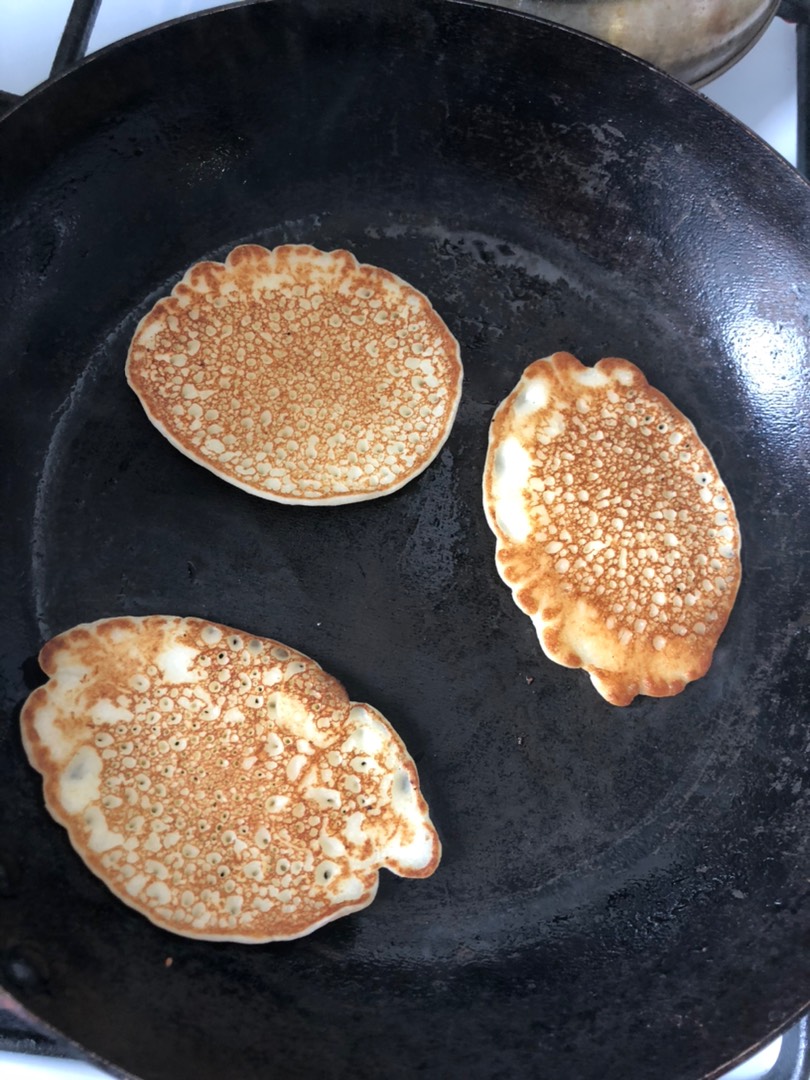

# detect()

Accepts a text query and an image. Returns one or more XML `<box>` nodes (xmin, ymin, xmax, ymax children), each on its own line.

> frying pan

<box><xmin>1</xmin><ymin>1</ymin><xmax>809</xmax><ymax>1078</ymax></box>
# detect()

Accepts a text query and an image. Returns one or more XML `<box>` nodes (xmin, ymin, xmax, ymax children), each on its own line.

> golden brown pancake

<box><xmin>21</xmin><ymin>616</ymin><xmax>440</xmax><ymax>941</ymax></box>
<box><xmin>126</xmin><ymin>244</ymin><xmax>462</xmax><ymax>505</ymax></box>
<box><xmin>483</xmin><ymin>352</ymin><xmax>742</xmax><ymax>705</ymax></box>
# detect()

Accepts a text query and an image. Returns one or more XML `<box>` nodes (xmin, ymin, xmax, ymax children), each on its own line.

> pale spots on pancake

<box><xmin>20</xmin><ymin>616</ymin><xmax>441</xmax><ymax>942</ymax></box>
<box><xmin>483</xmin><ymin>352</ymin><xmax>742</xmax><ymax>706</ymax></box>
<box><xmin>125</xmin><ymin>245</ymin><xmax>463</xmax><ymax>505</ymax></box>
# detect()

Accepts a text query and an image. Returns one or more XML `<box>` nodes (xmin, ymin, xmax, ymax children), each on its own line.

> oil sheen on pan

<box><xmin>20</xmin><ymin>616</ymin><xmax>441</xmax><ymax>942</ymax></box>
<box><xmin>483</xmin><ymin>352</ymin><xmax>742</xmax><ymax>706</ymax></box>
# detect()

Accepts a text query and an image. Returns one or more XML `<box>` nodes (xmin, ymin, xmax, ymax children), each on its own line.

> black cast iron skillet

<box><xmin>1</xmin><ymin>1</ymin><xmax>809</xmax><ymax>1077</ymax></box>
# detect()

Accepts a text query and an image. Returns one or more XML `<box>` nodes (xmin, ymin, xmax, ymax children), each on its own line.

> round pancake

<box><xmin>21</xmin><ymin>616</ymin><xmax>440</xmax><ymax>942</ymax></box>
<box><xmin>125</xmin><ymin>244</ymin><xmax>463</xmax><ymax>505</ymax></box>
<box><xmin>483</xmin><ymin>352</ymin><xmax>742</xmax><ymax>706</ymax></box>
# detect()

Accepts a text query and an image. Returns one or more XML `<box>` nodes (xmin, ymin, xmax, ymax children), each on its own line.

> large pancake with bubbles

<box><xmin>125</xmin><ymin>244</ymin><xmax>463</xmax><ymax>505</ymax></box>
<box><xmin>483</xmin><ymin>352</ymin><xmax>742</xmax><ymax>706</ymax></box>
<box><xmin>21</xmin><ymin>616</ymin><xmax>440</xmax><ymax>941</ymax></box>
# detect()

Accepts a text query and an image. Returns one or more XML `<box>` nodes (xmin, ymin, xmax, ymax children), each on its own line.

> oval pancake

<box><xmin>126</xmin><ymin>244</ymin><xmax>463</xmax><ymax>505</ymax></box>
<box><xmin>21</xmin><ymin>616</ymin><xmax>440</xmax><ymax>942</ymax></box>
<box><xmin>483</xmin><ymin>352</ymin><xmax>742</xmax><ymax>706</ymax></box>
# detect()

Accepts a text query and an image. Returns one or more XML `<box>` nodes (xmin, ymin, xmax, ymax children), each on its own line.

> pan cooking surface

<box><xmin>1</xmin><ymin>2</ymin><xmax>809</xmax><ymax>1078</ymax></box>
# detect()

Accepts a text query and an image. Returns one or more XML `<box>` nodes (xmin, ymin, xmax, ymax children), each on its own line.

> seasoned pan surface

<box><xmin>1</xmin><ymin>2</ymin><xmax>809</xmax><ymax>1078</ymax></box>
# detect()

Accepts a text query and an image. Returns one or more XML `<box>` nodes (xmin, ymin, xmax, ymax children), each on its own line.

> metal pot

<box><xmin>482</xmin><ymin>0</ymin><xmax>781</xmax><ymax>84</ymax></box>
